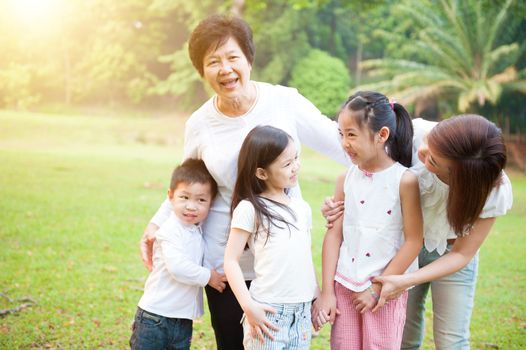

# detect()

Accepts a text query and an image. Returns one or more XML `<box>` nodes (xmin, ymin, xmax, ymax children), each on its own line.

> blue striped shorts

<box><xmin>242</xmin><ymin>301</ymin><xmax>312</xmax><ymax>350</ymax></box>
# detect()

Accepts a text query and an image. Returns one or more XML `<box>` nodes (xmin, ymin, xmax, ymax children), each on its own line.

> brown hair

<box><xmin>170</xmin><ymin>159</ymin><xmax>218</xmax><ymax>199</ymax></box>
<box><xmin>427</xmin><ymin>114</ymin><xmax>507</xmax><ymax>235</ymax></box>
<box><xmin>188</xmin><ymin>14</ymin><xmax>255</xmax><ymax>76</ymax></box>
<box><xmin>231</xmin><ymin>126</ymin><xmax>296</xmax><ymax>242</ymax></box>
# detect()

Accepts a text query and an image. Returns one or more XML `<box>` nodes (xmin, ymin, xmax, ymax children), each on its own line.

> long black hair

<box><xmin>339</xmin><ymin>91</ymin><xmax>413</xmax><ymax>167</ymax></box>
<box><xmin>231</xmin><ymin>125</ymin><xmax>297</xmax><ymax>242</ymax></box>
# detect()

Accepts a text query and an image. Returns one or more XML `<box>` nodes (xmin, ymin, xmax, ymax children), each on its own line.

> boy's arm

<box><xmin>159</xmin><ymin>229</ymin><xmax>210</xmax><ymax>287</ymax></box>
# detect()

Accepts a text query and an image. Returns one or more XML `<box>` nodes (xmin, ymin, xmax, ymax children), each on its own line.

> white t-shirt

<box><xmin>411</xmin><ymin>118</ymin><xmax>513</xmax><ymax>255</ymax></box>
<box><xmin>230</xmin><ymin>197</ymin><xmax>318</xmax><ymax>303</ymax></box>
<box><xmin>139</xmin><ymin>213</ymin><xmax>210</xmax><ymax>320</ymax></box>
<box><xmin>151</xmin><ymin>81</ymin><xmax>348</xmax><ymax>279</ymax></box>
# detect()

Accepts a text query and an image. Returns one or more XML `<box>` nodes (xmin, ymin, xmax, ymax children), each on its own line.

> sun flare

<box><xmin>8</xmin><ymin>0</ymin><xmax>62</xmax><ymax>26</ymax></box>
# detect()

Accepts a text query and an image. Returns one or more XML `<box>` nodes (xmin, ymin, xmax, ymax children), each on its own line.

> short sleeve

<box><xmin>411</xmin><ymin>118</ymin><xmax>438</xmax><ymax>167</ymax></box>
<box><xmin>480</xmin><ymin>171</ymin><xmax>513</xmax><ymax>218</ymax></box>
<box><xmin>231</xmin><ymin>200</ymin><xmax>256</xmax><ymax>234</ymax></box>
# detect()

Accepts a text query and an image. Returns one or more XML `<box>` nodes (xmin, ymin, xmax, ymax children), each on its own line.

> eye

<box><xmin>229</xmin><ymin>55</ymin><xmax>239</xmax><ymax>60</ymax></box>
<box><xmin>199</xmin><ymin>198</ymin><xmax>208</xmax><ymax>203</ymax></box>
<box><xmin>179</xmin><ymin>195</ymin><xmax>189</xmax><ymax>200</ymax></box>
<box><xmin>206</xmin><ymin>60</ymin><xmax>218</xmax><ymax>66</ymax></box>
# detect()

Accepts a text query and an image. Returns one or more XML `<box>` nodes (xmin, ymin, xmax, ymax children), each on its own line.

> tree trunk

<box><xmin>355</xmin><ymin>40</ymin><xmax>363</xmax><ymax>87</ymax></box>
<box><xmin>231</xmin><ymin>0</ymin><xmax>245</xmax><ymax>16</ymax></box>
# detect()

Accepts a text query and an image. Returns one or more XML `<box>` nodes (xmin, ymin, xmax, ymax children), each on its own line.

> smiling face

<box><xmin>257</xmin><ymin>139</ymin><xmax>300</xmax><ymax>194</ymax></box>
<box><xmin>168</xmin><ymin>181</ymin><xmax>213</xmax><ymax>226</ymax></box>
<box><xmin>338</xmin><ymin>109</ymin><xmax>384</xmax><ymax>169</ymax></box>
<box><xmin>202</xmin><ymin>37</ymin><xmax>253</xmax><ymax>102</ymax></box>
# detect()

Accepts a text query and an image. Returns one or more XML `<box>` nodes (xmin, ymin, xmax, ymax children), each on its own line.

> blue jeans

<box><xmin>402</xmin><ymin>246</ymin><xmax>479</xmax><ymax>350</ymax></box>
<box><xmin>130</xmin><ymin>307</ymin><xmax>192</xmax><ymax>350</ymax></box>
<box><xmin>242</xmin><ymin>301</ymin><xmax>312</xmax><ymax>350</ymax></box>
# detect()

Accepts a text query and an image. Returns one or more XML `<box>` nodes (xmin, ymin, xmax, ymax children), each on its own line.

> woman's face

<box><xmin>418</xmin><ymin>136</ymin><xmax>452</xmax><ymax>184</ymax></box>
<box><xmin>202</xmin><ymin>37</ymin><xmax>252</xmax><ymax>101</ymax></box>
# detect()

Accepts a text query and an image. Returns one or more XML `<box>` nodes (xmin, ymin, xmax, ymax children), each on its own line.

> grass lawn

<box><xmin>1</xmin><ymin>110</ymin><xmax>524</xmax><ymax>349</ymax></box>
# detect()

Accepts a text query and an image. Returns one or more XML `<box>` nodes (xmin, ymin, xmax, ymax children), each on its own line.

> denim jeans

<box><xmin>129</xmin><ymin>307</ymin><xmax>192</xmax><ymax>350</ymax></box>
<box><xmin>242</xmin><ymin>301</ymin><xmax>312</xmax><ymax>350</ymax></box>
<box><xmin>402</xmin><ymin>246</ymin><xmax>479</xmax><ymax>350</ymax></box>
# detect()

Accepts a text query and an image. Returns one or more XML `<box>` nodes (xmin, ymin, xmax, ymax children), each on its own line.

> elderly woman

<box><xmin>320</xmin><ymin>115</ymin><xmax>513</xmax><ymax>349</ymax></box>
<box><xmin>140</xmin><ymin>14</ymin><xmax>347</xmax><ymax>350</ymax></box>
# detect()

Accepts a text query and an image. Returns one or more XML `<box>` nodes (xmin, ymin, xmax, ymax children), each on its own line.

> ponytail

<box><xmin>389</xmin><ymin>103</ymin><xmax>414</xmax><ymax>168</ymax></box>
<box><xmin>341</xmin><ymin>91</ymin><xmax>414</xmax><ymax>168</ymax></box>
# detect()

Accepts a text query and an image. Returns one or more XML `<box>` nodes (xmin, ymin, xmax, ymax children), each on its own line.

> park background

<box><xmin>1</xmin><ymin>0</ymin><xmax>525</xmax><ymax>348</ymax></box>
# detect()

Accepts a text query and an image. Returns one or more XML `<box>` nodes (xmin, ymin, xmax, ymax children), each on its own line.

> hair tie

<box><xmin>389</xmin><ymin>98</ymin><xmax>397</xmax><ymax>110</ymax></box>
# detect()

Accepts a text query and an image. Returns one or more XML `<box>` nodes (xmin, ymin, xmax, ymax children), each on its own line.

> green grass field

<box><xmin>1</xmin><ymin>111</ymin><xmax>524</xmax><ymax>349</ymax></box>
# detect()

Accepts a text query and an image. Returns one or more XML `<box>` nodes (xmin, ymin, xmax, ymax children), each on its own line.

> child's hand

<box><xmin>245</xmin><ymin>302</ymin><xmax>279</xmax><ymax>343</ymax></box>
<box><xmin>312</xmin><ymin>292</ymin><xmax>340</xmax><ymax>330</ymax></box>
<box><xmin>207</xmin><ymin>269</ymin><xmax>227</xmax><ymax>293</ymax></box>
<box><xmin>352</xmin><ymin>283</ymin><xmax>380</xmax><ymax>314</ymax></box>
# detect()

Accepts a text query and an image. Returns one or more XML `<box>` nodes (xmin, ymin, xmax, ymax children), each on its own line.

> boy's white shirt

<box><xmin>138</xmin><ymin>212</ymin><xmax>210</xmax><ymax>320</ymax></box>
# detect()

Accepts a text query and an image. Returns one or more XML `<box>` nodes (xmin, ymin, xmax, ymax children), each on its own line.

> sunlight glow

<box><xmin>8</xmin><ymin>0</ymin><xmax>63</xmax><ymax>26</ymax></box>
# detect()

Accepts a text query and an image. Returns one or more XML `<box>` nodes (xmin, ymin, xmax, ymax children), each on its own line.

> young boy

<box><xmin>130</xmin><ymin>158</ymin><xmax>224</xmax><ymax>350</ymax></box>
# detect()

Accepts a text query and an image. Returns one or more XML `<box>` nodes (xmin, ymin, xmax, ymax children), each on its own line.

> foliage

<box><xmin>357</xmin><ymin>0</ymin><xmax>526</xmax><ymax>113</ymax></box>
<box><xmin>289</xmin><ymin>49</ymin><xmax>351</xmax><ymax>117</ymax></box>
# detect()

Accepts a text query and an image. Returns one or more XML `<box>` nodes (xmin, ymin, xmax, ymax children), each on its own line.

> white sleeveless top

<box><xmin>335</xmin><ymin>162</ymin><xmax>419</xmax><ymax>292</ymax></box>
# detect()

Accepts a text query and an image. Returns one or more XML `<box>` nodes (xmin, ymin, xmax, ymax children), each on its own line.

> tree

<box><xmin>357</xmin><ymin>0</ymin><xmax>526</xmax><ymax>113</ymax></box>
<box><xmin>289</xmin><ymin>49</ymin><xmax>351</xmax><ymax>117</ymax></box>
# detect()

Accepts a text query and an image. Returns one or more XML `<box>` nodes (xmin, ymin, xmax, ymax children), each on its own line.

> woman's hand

<box><xmin>321</xmin><ymin>197</ymin><xmax>344</xmax><ymax>228</ymax></box>
<box><xmin>140</xmin><ymin>223</ymin><xmax>159</xmax><ymax>271</ymax></box>
<box><xmin>312</xmin><ymin>292</ymin><xmax>340</xmax><ymax>330</ymax></box>
<box><xmin>244</xmin><ymin>302</ymin><xmax>279</xmax><ymax>343</ymax></box>
<box><xmin>372</xmin><ymin>274</ymin><xmax>410</xmax><ymax>312</ymax></box>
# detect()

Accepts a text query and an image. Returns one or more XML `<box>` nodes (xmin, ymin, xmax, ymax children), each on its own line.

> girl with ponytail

<box><xmin>313</xmin><ymin>91</ymin><xmax>423</xmax><ymax>349</ymax></box>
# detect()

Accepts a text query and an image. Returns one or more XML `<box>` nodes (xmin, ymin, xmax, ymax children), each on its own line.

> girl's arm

<box><xmin>314</xmin><ymin>174</ymin><xmax>345</xmax><ymax>327</ymax></box>
<box><xmin>383</xmin><ymin>170</ymin><xmax>423</xmax><ymax>276</ymax></box>
<box><xmin>223</xmin><ymin>228</ymin><xmax>278</xmax><ymax>343</ymax></box>
<box><xmin>373</xmin><ymin>216</ymin><xmax>496</xmax><ymax>311</ymax></box>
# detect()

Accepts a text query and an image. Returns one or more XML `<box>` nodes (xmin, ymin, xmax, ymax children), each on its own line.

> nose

<box><xmin>219</xmin><ymin>61</ymin><xmax>233</xmax><ymax>74</ymax></box>
<box><xmin>417</xmin><ymin>144</ymin><xmax>428</xmax><ymax>164</ymax></box>
<box><xmin>185</xmin><ymin>202</ymin><xmax>197</xmax><ymax>210</ymax></box>
<box><xmin>292</xmin><ymin>159</ymin><xmax>300</xmax><ymax>173</ymax></box>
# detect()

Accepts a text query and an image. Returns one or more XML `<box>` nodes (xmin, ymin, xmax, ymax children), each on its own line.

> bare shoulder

<box><xmin>400</xmin><ymin>169</ymin><xmax>419</xmax><ymax>196</ymax></box>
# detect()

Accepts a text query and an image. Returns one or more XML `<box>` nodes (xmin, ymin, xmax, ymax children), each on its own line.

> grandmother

<box><xmin>140</xmin><ymin>14</ymin><xmax>347</xmax><ymax>350</ymax></box>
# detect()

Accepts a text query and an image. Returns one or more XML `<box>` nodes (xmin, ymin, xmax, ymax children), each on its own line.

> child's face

<box><xmin>259</xmin><ymin>139</ymin><xmax>300</xmax><ymax>192</ymax></box>
<box><xmin>338</xmin><ymin>110</ymin><xmax>380</xmax><ymax>167</ymax></box>
<box><xmin>168</xmin><ymin>181</ymin><xmax>213</xmax><ymax>226</ymax></box>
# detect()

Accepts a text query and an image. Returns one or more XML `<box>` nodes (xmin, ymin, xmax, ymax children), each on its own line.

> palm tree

<box><xmin>357</xmin><ymin>0</ymin><xmax>526</xmax><ymax>112</ymax></box>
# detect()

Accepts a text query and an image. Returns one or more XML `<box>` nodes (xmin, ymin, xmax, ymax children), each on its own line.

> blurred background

<box><xmin>1</xmin><ymin>0</ymin><xmax>525</xmax><ymax>124</ymax></box>
<box><xmin>1</xmin><ymin>1</ymin><xmax>525</xmax><ymax>349</ymax></box>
